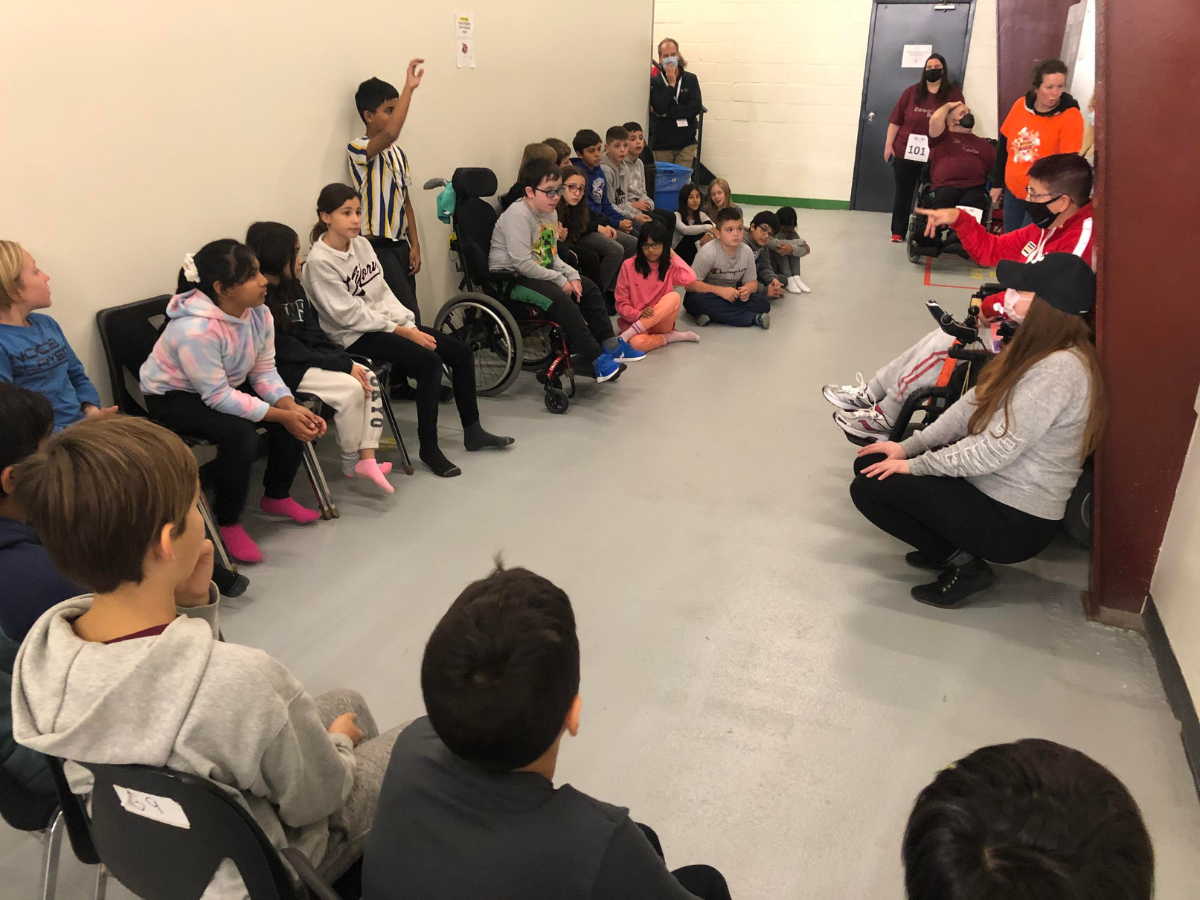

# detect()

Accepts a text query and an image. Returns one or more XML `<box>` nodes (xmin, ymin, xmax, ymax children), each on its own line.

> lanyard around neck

<box><xmin>661</xmin><ymin>70</ymin><xmax>682</xmax><ymax>102</ymax></box>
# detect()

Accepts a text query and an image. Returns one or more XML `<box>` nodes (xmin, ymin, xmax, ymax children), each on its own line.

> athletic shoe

<box><xmin>891</xmin><ymin>234</ymin><xmax>904</xmax><ymax>243</ymax></box>
<box><xmin>833</xmin><ymin>407</ymin><xmax>892</xmax><ymax>442</ymax></box>
<box><xmin>611</xmin><ymin>338</ymin><xmax>647</xmax><ymax>362</ymax></box>
<box><xmin>755</xmin><ymin>312</ymin><xmax>771</xmax><ymax>329</ymax></box>
<box><xmin>795</xmin><ymin>277</ymin><xmax>812</xmax><ymax>293</ymax></box>
<box><xmin>694</xmin><ymin>313</ymin><xmax>711</xmax><ymax>327</ymax></box>
<box><xmin>911</xmin><ymin>559</ymin><xmax>996</xmax><ymax>608</ymax></box>
<box><xmin>822</xmin><ymin>372</ymin><xmax>875</xmax><ymax>411</ymax></box>
<box><xmin>593</xmin><ymin>351</ymin><xmax>624</xmax><ymax>383</ymax></box>
<box><xmin>906</xmin><ymin>550</ymin><xmax>951</xmax><ymax>571</ymax></box>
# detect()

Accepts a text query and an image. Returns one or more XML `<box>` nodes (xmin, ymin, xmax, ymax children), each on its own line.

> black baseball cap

<box><xmin>996</xmin><ymin>253</ymin><xmax>1096</xmax><ymax>316</ymax></box>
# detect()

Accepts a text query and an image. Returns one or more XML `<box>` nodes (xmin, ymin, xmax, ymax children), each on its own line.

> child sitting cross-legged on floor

<box><xmin>245</xmin><ymin>221</ymin><xmax>394</xmax><ymax>494</ymax></box>
<box><xmin>683</xmin><ymin>208</ymin><xmax>769</xmax><ymax>330</ymax></box>
<box><xmin>615</xmin><ymin>219</ymin><xmax>699</xmax><ymax>353</ymax></box>
<box><xmin>768</xmin><ymin>207</ymin><xmax>812</xmax><ymax>294</ymax></box>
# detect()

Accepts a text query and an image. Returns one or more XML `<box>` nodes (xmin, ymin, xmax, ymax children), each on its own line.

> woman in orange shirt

<box><xmin>994</xmin><ymin>59</ymin><xmax>1086</xmax><ymax>233</ymax></box>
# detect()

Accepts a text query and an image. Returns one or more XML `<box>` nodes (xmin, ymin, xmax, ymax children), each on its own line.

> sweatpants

<box><xmin>296</xmin><ymin>368</ymin><xmax>383</xmax><ymax>465</ymax></box>
<box><xmin>312</xmin><ymin>690</ymin><xmax>408</xmax><ymax>883</ymax></box>
<box><xmin>868</xmin><ymin>328</ymin><xmax>957</xmax><ymax>423</ymax></box>
<box><xmin>348</xmin><ymin>329</ymin><xmax>478</xmax><ymax>450</ymax></box>
<box><xmin>890</xmin><ymin>158</ymin><xmax>924</xmax><ymax>238</ymax></box>
<box><xmin>576</xmin><ymin>232</ymin><xmax>625</xmax><ymax>291</ymax></box>
<box><xmin>625</xmin><ymin>290</ymin><xmax>683</xmax><ymax>352</ymax></box>
<box><xmin>770</xmin><ymin>251</ymin><xmax>801</xmax><ymax>279</ymax></box>
<box><xmin>512</xmin><ymin>275</ymin><xmax>614</xmax><ymax>363</ymax></box>
<box><xmin>850</xmin><ymin>454</ymin><xmax>1061</xmax><ymax>564</ymax></box>
<box><xmin>367</xmin><ymin>237</ymin><xmax>421</xmax><ymax>327</ymax></box>
<box><xmin>145</xmin><ymin>390</ymin><xmax>306</xmax><ymax>527</ymax></box>
<box><xmin>637</xmin><ymin>824</ymin><xmax>732</xmax><ymax>900</ymax></box>
<box><xmin>683</xmin><ymin>290</ymin><xmax>770</xmax><ymax>327</ymax></box>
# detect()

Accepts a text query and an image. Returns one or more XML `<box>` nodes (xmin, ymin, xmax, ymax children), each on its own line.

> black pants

<box><xmin>890</xmin><ymin>158</ymin><xmax>924</xmax><ymax>238</ymax></box>
<box><xmin>561</xmin><ymin>242</ymin><xmax>603</xmax><ymax>288</ymax></box>
<box><xmin>926</xmin><ymin>183</ymin><xmax>989</xmax><ymax>211</ymax></box>
<box><xmin>368</xmin><ymin>237</ymin><xmax>421</xmax><ymax>328</ymax></box>
<box><xmin>638</xmin><ymin>824</ymin><xmax>732</xmax><ymax>900</ymax></box>
<box><xmin>515</xmin><ymin>276</ymin><xmax>613</xmax><ymax>363</ymax></box>
<box><xmin>849</xmin><ymin>454</ymin><xmax>1061</xmax><ymax>564</ymax></box>
<box><xmin>348</xmin><ymin>329</ymin><xmax>478</xmax><ymax>449</ymax></box>
<box><xmin>146</xmin><ymin>391</ymin><xmax>305</xmax><ymax>526</ymax></box>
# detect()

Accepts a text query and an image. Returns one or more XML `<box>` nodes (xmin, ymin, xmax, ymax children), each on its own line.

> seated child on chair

<box><xmin>139</xmin><ymin>240</ymin><xmax>327</xmax><ymax>565</ymax></box>
<box><xmin>615</xmin><ymin>219</ymin><xmax>699</xmax><ymax>353</ymax></box>
<box><xmin>767</xmin><ymin>207</ymin><xmax>812</xmax><ymax>294</ymax></box>
<box><xmin>10</xmin><ymin>416</ymin><xmax>407</xmax><ymax>898</ymax></box>
<box><xmin>501</xmin><ymin>143</ymin><xmax>557</xmax><ymax>211</ymax></box>
<box><xmin>246</xmin><ymin>221</ymin><xmax>393</xmax><ymax>494</ymax></box>
<box><xmin>0</xmin><ymin>241</ymin><xmax>114</xmax><ymax>430</ymax></box>
<box><xmin>683</xmin><ymin>208</ymin><xmax>769</xmax><ymax>330</ymax></box>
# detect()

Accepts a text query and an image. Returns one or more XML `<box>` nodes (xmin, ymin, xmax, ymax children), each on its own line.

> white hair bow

<box><xmin>182</xmin><ymin>253</ymin><xmax>200</xmax><ymax>284</ymax></box>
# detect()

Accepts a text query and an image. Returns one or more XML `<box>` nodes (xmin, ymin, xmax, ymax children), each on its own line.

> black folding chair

<box><xmin>47</xmin><ymin>757</ymin><xmax>352</xmax><ymax>900</ymax></box>
<box><xmin>347</xmin><ymin>356</ymin><xmax>415</xmax><ymax>475</ymax></box>
<box><xmin>0</xmin><ymin>760</ymin><xmax>69</xmax><ymax>900</ymax></box>
<box><xmin>42</xmin><ymin>758</ymin><xmax>108</xmax><ymax>899</ymax></box>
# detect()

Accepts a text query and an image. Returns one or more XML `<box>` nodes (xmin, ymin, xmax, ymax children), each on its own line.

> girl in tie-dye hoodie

<box><xmin>140</xmin><ymin>239</ymin><xmax>328</xmax><ymax>564</ymax></box>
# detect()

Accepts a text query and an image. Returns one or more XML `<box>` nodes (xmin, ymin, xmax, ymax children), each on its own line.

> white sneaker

<box><xmin>795</xmin><ymin>277</ymin><xmax>812</xmax><ymax>293</ymax></box>
<box><xmin>822</xmin><ymin>372</ymin><xmax>875</xmax><ymax>411</ymax></box>
<box><xmin>833</xmin><ymin>407</ymin><xmax>892</xmax><ymax>442</ymax></box>
<box><xmin>785</xmin><ymin>276</ymin><xmax>803</xmax><ymax>294</ymax></box>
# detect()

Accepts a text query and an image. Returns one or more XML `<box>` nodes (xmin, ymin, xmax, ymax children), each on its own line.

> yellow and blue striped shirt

<box><xmin>347</xmin><ymin>138</ymin><xmax>411</xmax><ymax>241</ymax></box>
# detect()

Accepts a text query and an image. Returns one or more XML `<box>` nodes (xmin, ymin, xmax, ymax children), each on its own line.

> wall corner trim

<box><xmin>1144</xmin><ymin>596</ymin><xmax>1200</xmax><ymax>799</ymax></box>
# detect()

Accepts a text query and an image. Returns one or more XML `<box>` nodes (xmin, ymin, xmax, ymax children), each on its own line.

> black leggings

<box><xmin>145</xmin><ymin>391</ymin><xmax>305</xmax><ymax>527</ymax></box>
<box><xmin>926</xmin><ymin>183</ymin><xmax>990</xmax><ymax>211</ymax></box>
<box><xmin>890</xmin><ymin>158</ymin><xmax>925</xmax><ymax>238</ymax></box>
<box><xmin>637</xmin><ymin>824</ymin><xmax>732</xmax><ymax>900</ymax></box>
<box><xmin>348</xmin><ymin>328</ymin><xmax>478</xmax><ymax>449</ymax></box>
<box><xmin>513</xmin><ymin>275</ymin><xmax>614</xmax><ymax>363</ymax></box>
<box><xmin>849</xmin><ymin>454</ymin><xmax>1061</xmax><ymax>564</ymax></box>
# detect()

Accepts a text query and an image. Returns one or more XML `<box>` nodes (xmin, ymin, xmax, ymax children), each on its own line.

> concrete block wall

<box><xmin>654</xmin><ymin>0</ymin><xmax>998</xmax><ymax>204</ymax></box>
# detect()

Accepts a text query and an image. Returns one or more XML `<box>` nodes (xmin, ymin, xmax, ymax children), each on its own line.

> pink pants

<box><xmin>628</xmin><ymin>291</ymin><xmax>682</xmax><ymax>352</ymax></box>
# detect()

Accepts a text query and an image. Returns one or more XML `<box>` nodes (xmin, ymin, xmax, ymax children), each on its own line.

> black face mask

<box><xmin>923</xmin><ymin>68</ymin><xmax>943</xmax><ymax>83</ymax></box>
<box><xmin>1024</xmin><ymin>195</ymin><xmax>1064</xmax><ymax>229</ymax></box>
<box><xmin>958</xmin><ymin>112</ymin><xmax>975</xmax><ymax>129</ymax></box>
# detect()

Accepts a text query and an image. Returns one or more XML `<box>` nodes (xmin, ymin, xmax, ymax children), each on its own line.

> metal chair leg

<box><xmin>40</xmin><ymin>811</ymin><xmax>64</xmax><ymax>900</ymax></box>
<box><xmin>197</xmin><ymin>493</ymin><xmax>236</xmax><ymax>574</ymax></box>
<box><xmin>301</xmin><ymin>442</ymin><xmax>339</xmax><ymax>519</ymax></box>
<box><xmin>92</xmin><ymin>864</ymin><xmax>108</xmax><ymax>900</ymax></box>
<box><xmin>379</xmin><ymin>395</ymin><xmax>415</xmax><ymax>476</ymax></box>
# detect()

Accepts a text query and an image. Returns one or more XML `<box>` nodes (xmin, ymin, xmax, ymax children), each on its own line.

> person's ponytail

<box><xmin>176</xmin><ymin>239</ymin><xmax>258</xmax><ymax>300</ymax></box>
<box><xmin>311</xmin><ymin>183</ymin><xmax>362</xmax><ymax>245</ymax></box>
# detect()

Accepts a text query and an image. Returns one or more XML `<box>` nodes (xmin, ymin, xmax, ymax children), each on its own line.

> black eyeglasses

<box><xmin>535</xmin><ymin>185</ymin><xmax>566</xmax><ymax>198</ymax></box>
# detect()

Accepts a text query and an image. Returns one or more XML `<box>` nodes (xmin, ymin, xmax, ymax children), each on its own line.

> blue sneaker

<box><xmin>611</xmin><ymin>338</ymin><xmax>647</xmax><ymax>362</ymax></box>
<box><xmin>593</xmin><ymin>351</ymin><xmax>626</xmax><ymax>383</ymax></box>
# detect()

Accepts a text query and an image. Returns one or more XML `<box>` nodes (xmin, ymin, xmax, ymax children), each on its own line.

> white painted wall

<box><xmin>652</xmin><ymin>0</ymin><xmax>999</xmax><ymax>201</ymax></box>
<box><xmin>0</xmin><ymin>0</ymin><xmax>653</xmax><ymax>397</ymax></box>
<box><xmin>1150</xmin><ymin>389</ymin><xmax>1200</xmax><ymax>699</ymax></box>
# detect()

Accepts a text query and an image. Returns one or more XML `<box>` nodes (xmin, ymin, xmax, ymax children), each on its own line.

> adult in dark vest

<box><xmin>649</xmin><ymin>38</ymin><xmax>704</xmax><ymax>169</ymax></box>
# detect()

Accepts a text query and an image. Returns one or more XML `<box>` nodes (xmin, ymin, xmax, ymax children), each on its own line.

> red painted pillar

<box><xmin>1090</xmin><ymin>0</ymin><xmax>1200</xmax><ymax>622</ymax></box>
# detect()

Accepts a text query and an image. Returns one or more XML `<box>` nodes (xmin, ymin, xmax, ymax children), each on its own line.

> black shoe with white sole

<box><xmin>910</xmin><ymin>558</ymin><xmax>995</xmax><ymax>609</ymax></box>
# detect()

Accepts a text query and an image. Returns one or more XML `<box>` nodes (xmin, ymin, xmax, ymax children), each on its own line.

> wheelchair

<box><xmin>905</xmin><ymin>155</ymin><xmax>997</xmax><ymax>266</ymax></box>
<box><xmin>426</xmin><ymin>167</ymin><xmax>582</xmax><ymax>414</ymax></box>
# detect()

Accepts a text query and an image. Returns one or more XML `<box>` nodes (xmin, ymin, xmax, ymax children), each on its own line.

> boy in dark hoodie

<box><xmin>571</xmin><ymin>129</ymin><xmax>638</xmax><ymax>259</ymax></box>
<box><xmin>11</xmin><ymin>416</ymin><xmax>407</xmax><ymax>900</ymax></box>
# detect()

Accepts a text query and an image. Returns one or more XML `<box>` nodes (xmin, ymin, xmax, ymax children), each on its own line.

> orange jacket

<box><xmin>998</xmin><ymin>93</ymin><xmax>1085</xmax><ymax>196</ymax></box>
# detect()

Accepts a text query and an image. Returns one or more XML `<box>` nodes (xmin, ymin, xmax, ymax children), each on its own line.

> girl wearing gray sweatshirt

<box><xmin>850</xmin><ymin>253</ymin><xmax>1103</xmax><ymax>608</ymax></box>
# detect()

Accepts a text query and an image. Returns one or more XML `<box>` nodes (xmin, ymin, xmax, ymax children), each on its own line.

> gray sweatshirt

<box><xmin>488</xmin><ymin>199</ymin><xmax>578</xmax><ymax>287</ymax></box>
<box><xmin>598</xmin><ymin>156</ymin><xmax>634</xmax><ymax>220</ymax></box>
<box><xmin>12</xmin><ymin>589</ymin><xmax>357</xmax><ymax>900</ymax></box>
<box><xmin>900</xmin><ymin>349</ymin><xmax>1093</xmax><ymax>519</ymax></box>
<box><xmin>301</xmin><ymin>235</ymin><xmax>416</xmax><ymax>349</ymax></box>
<box><xmin>742</xmin><ymin>233</ymin><xmax>779</xmax><ymax>285</ymax></box>
<box><xmin>768</xmin><ymin>227</ymin><xmax>810</xmax><ymax>258</ymax></box>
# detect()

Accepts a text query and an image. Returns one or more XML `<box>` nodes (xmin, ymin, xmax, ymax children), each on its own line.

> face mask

<box><xmin>1001</xmin><ymin>289</ymin><xmax>1027</xmax><ymax>323</ymax></box>
<box><xmin>923</xmin><ymin>68</ymin><xmax>943</xmax><ymax>83</ymax></box>
<box><xmin>958</xmin><ymin>112</ymin><xmax>975</xmax><ymax>129</ymax></box>
<box><xmin>1024</xmin><ymin>195</ymin><xmax>1064</xmax><ymax>229</ymax></box>
<box><xmin>662</xmin><ymin>56</ymin><xmax>679</xmax><ymax>67</ymax></box>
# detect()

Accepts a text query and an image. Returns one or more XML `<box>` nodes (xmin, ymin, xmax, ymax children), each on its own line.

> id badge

<box><xmin>676</xmin><ymin>118</ymin><xmax>689</xmax><ymax>128</ymax></box>
<box><xmin>904</xmin><ymin>133</ymin><xmax>930</xmax><ymax>162</ymax></box>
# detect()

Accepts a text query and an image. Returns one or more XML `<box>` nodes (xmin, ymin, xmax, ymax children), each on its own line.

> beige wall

<box><xmin>652</xmin><ymin>0</ymin><xmax>998</xmax><ymax>201</ymax></box>
<box><xmin>0</xmin><ymin>0</ymin><xmax>653</xmax><ymax>398</ymax></box>
<box><xmin>1150</xmin><ymin>389</ymin><xmax>1200</xmax><ymax>698</ymax></box>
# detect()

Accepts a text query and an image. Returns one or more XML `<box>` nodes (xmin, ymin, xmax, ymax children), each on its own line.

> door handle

<box><xmin>867</xmin><ymin>112</ymin><xmax>876</xmax><ymax>122</ymax></box>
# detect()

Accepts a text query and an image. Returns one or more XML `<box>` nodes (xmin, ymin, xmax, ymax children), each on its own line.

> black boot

<box><xmin>911</xmin><ymin>558</ymin><xmax>995</xmax><ymax>609</ymax></box>
<box><xmin>905</xmin><ymin>550</ymin><xmax>951</xmax><ymax>571</ymax></box>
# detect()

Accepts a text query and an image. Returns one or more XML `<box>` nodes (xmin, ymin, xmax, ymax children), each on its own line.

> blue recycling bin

<box><xmin>653</xmin><ymin>163</ymin><xmax>693</xmax><ymax>212</ymax></box>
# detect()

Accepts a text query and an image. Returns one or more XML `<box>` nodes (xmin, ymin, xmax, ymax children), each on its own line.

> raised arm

<box><xmin>365</xmin><ymin>59</ymin><xmax>424</xmax><ymax>161</ymax></box>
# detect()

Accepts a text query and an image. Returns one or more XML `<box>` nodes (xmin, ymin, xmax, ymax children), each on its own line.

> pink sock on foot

<box><xmin>377</xmin><ymin>461</ymin><xmax>392</xmax><ymax>475</ymax></box>
<box><xmin>663</xmin><ymin>330</ymin><xmax>700</xmax><ymax>344</ymax></box>
<box><xmin>619</xmin><ymin>321</ymin><xmax>648</xmax><ymax>341</ymax></box>
<box><xmin>259</xmin><ymin>496</ymin><xmax>321</xmax><ymax>524</ymax></box>
<box><xmin>354</xmin><ymin>458</ymin><xmax>395</xmax><ymax>493</ymax></box>
<box><xmin>219</xmin><ymin>524</ymin><xmax>263</xmax><ymax>564</ymax></box>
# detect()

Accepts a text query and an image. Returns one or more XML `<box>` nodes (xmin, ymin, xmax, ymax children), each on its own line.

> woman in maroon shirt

<box><xmin>885</xmin><ymin>53</ymin><xmax>964</xmax><ymax>241</ymax></box>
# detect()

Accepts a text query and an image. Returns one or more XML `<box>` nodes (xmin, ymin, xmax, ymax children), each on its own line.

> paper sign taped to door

<box><xmin>904</xmin><ymin>133</ymin><xmax>930</xmax><ymax>162</ymax></box>
<box><xmin>902</xmin><ymin>44</ymin><xmax>933</xmax><ymax>68</ymax></box>
<box><xmin>113</xmin><ymin>785</ymin><xmax>191</xmax><ymax>829</ymax></box>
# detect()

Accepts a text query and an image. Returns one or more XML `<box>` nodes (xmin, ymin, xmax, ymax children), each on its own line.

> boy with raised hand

<box><xmin>599</xmin><ymin>126</ymin><xmax>653</xmax><ymax>231</ymax></box>
<box><xmin>489</xmin><ymin>158</ymin><xmax>643</xmax><ymax>381</ymax></box>
<box><xmin>349</xmin><ymin>63</ymin><xmax>426</xmax><ymax>328</ymax></box>
<box><xmin>571</xmin><ymin>129</ymin><xmax>638</xmax><ymax>258</ymax></box>
<box><xmin>10</xmin><ymin>416</ymin><xmax>404</xmax><ymax>898</ymax></box>
<box><xmin>361</xmin><ymin>564</ymin><xmax>734</xmax><ymax>900</ymax></box>
<box><xmin>683</xmin><ymin>208</ymin><xmax>769</xmax><ymax>329</ymax></box>
<box><xmin>742</xmin><ymin>211</ymin><xmax>785</xmax><ymax>301</ymax></box>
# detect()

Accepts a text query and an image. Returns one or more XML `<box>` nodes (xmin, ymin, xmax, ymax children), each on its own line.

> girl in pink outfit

<box><xmin>139</xmin><ymin>239</ymin><xmax>327</xmax><ymax>564</ymax></box>
<box><xmin>615</xmin><ymin>219</ymin><xmax>700</xmax><ymax>352</ymax></box>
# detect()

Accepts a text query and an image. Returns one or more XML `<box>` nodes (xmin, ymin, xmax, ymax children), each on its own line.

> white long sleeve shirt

<box><xmin>301</xmin><ymin>236</ymin><xmax>416</xmax><ymax>348</ymax></box>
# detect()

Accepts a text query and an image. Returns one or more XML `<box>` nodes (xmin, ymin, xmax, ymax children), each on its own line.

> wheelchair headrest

<box><xmin>452</xmin><ymin>168</ymin><xmax>498</xmax><ymax>200</ymax></box>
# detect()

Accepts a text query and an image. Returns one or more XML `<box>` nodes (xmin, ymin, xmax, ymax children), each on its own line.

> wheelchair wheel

<box><xmin>522</xmin><ymin>324</ymin><xmax>557</xmax><ymax>371</ymax></box>
<box><xmin>433</xmin><ymin>293</ymin><xmax>523</xmax><ymax>396</ymax></box>
<box><xmin>1062</xmin><ymin>464</ymin><xmax>1094</xmax><ymax>548</ymax></box>
<box><xmin>545</xmin><ymin>387</ymin><xmax>570</xmax><ymax>414</ymax></box>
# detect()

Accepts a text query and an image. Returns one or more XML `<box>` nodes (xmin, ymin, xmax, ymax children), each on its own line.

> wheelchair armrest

<box><xmin>484</xmin><ymin>270</ymin><xmax>521</xmax><ymax>300</ymax></box>
<box><xmin>280</xmin><ymin>848</ymin><xmax>344</xmax><ymax>900</ymax></box>
<box><xmin>888</xmin><ymin>385</ymin><xmax>949</xmax><ymax>442</ymax></box>
<box><xmin>925</xmin><ymin>300</ymin><xmax>980</xmax><ymax>343</ymax></box>
<box><xmin>947</xmin><ymin>347</ymin><xmax>994</xmax><ymax>364</ymax></box>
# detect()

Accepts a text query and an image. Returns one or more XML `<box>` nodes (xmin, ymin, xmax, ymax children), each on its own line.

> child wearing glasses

<box><xmin>741</xmin><ymin>211</ymin><xmax>785</xmax><ymax>301</ymax></box>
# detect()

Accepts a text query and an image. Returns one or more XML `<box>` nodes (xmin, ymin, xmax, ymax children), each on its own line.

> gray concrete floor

<box><xmin>4</xmin><ymin>208</ymin><xmax>1199</xmax><ymax>899</ymax></box>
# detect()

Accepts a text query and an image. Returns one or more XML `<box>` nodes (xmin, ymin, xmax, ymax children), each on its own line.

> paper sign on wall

<box><xmin>455</xmin><ymin>10</ymin><xmax>474</xmax><ymax>38</ymax></box>
<box><xmin>457</xmin><ymin>40</ymin><xmax>475</xmax><ymax>68</ymax></box>
<box><xmin>113</xmin><ymin>785</ymin><xmax>191</xmax><ymax>829</ymax></box>
<box><xmin>456</xmin><ymin>10</ymin><xmax>475</xmax><ymax>68</ymax></box>
<box><xmin>902</xmin><ymin>44</ymin><xmax>933</xmax><ymax>68</ymax></box>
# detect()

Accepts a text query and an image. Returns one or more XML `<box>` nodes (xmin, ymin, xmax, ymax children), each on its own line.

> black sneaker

<box><xmin>905</xmin><ymin>551</ymin><xmax>950</xmax><ymax>571</ymax></box>
<box><xmin>911</xmin><ymin>559</ymin><xmax>995</xmax><ymax>609</ymax></box>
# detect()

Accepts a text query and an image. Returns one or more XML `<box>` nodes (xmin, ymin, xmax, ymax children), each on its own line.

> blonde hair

<box><xmin>520</xmin><ymin>142</ymin><xmax>557</xmax><ymax>170</ymax></box>
<box><xmin>703</xmin><ymin>178</ymin><xmax>734</xmax><ymax>221</ymax></box>
<box><xmin>0</xmin><ymin>240</ymin><xmax>26</xmax><ymax>312</ymax></box>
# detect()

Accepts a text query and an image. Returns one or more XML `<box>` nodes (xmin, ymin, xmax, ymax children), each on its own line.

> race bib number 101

<box><xmin>904</xmin><ymin>133</ymin><xmax>930</xmax><ymax>162</ymax></box>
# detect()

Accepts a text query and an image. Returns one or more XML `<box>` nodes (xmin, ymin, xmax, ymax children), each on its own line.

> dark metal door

<box><xmin>850</xmin><ymin>1</ymin><xmax>975</xmax><ymax>212</ymax></box>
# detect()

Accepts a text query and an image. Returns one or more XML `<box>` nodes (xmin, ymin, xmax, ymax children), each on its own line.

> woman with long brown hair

<box><xmin>850</xmin><ymin>253</ymin><xmax>1103</xmax><ymax>608</ymax></box>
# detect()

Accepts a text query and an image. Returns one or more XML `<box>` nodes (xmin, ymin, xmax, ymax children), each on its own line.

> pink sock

<box><xmin>663</xmin><ymin>330</ymin><xmax>699</xmax><ymax>344</ymax></box>
<box><xmin>353</xmin><ymin>458</ymin><xmax>394</xmax><ymax>493</ymax></box>
<box><xmin>619</xmin><ymin>321</ymin><xmax>648</xmax><ymax>341</ymax></box>
<box><xmin>219</xmin><ymin>524</ymin><xmax>263</xmax><ymax>564</ymax></box>
<box><xmin>377</xmin><ymin>461</ymin><xmax>392</xmax><ymax>475</ymax></box>
<box><xmin>259</xmin><ymin>496</ymin><xmax>321</xmax><ymax>525</ymax></box>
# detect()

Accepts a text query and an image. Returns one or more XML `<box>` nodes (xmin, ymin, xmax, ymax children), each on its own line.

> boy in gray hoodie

<box><xmin>10</xmin><ymin>416</ymin><xmax>405</xmax><ymax>900</ymax></box>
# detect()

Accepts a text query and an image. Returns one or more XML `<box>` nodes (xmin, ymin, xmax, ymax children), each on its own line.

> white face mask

<box><xmin>662</xmin><ymin>55</ymin><xmax>679</xmax><ymax>67</ymax></box>
<box><xmin>1002</xmin><ymin>288</ymin><xmax>1027</xmax><ymax>323</ymax></box>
